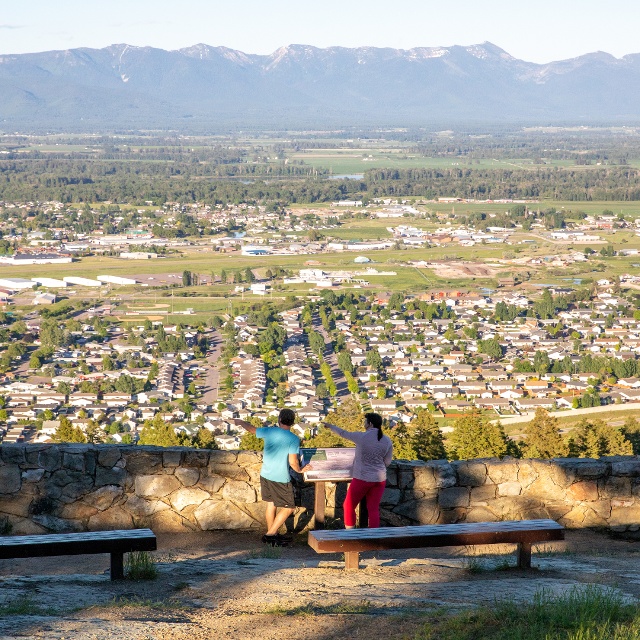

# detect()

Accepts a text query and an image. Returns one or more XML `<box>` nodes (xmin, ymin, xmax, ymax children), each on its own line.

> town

<box><xmin>0</xmin><ymin>192</ymin><xmax>639</xmax><ymax>455</ymax></box>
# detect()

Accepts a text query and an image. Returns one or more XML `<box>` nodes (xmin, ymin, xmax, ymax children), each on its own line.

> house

<box><xmin>618</xmin><ymin>378</ymin><xmax>640</xmax><ymax>388</ymax></box>
<box><xmin>515</xmin><ymin>398</ymin><xmax>557</xmax><ymax>410</ymax></box>
<box><xmin>103</xmin><ymin>393</ymin><xmax>132</xmax><ymax>408</ymax></box>
<box><xmin>369</xmin><ymin>399</ymin><xmax>398</xmax><ymax>413</ymax></box>
<box><xmin>69</xmin><ymin>393</ymin><xmax>99</xmax><ymax>407</ymax></box>
<box><xmin>475</xmin><ymin>398</ymin><xmax>512</xmax><ymax>411</ymax></box>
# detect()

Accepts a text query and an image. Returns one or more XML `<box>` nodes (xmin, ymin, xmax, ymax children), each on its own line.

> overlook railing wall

<box><xmin>0</xmin><ymin>444</ymin><xmax>639</xmax><ymax>534</ymax></box>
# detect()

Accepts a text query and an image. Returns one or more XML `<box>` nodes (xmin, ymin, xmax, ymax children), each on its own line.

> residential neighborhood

<box><xmin>0</xmin><ymin>270</ymin><xmax>639</xmax><ymax>449</ymax></box>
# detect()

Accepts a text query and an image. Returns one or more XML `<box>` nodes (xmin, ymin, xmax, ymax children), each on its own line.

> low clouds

<box><xmin>0</xmin><ymin>24</ymin><xmax>23</xmax><ymax>30</ymax></box>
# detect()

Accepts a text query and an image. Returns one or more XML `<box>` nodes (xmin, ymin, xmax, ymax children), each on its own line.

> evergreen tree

<box><xmin>448</xmin><ymin>412</ymin><xmax>510</xmax><ymax>460</ymax></box>
<box><xmin>389</xmin><ymin>410</ymin><xmax>446</xmax><ymax>461</ymax></box>
<box><xmin>389</xmin><ymin>422</ymin><xmax>416</xmax><ymax>460</ymax></box>
<box><xmin>53</xmin><ymin>416</ymin><xmax>87</xmax><ymax>443</ymax></box>
<box><xmin>138</xmin><ymin>413</ymin><xmax>179</xmax><ymax>447</ymax></box>
<box><xmin>622</xmin><ymin>417</ymin><xmax>640</xmax><ymax>455</ymax></box>
<box><xmin>190</xmin><ymin>428</ymin><xmax>218</xmax><ymax>449</ymax></box>
<box><xmin>85</xmin><ymin>420</ymin><xmax>105</xmax><ymax>444</ymax></box>
<box><xmin>365</xmin><ymin>348</ymin><xmax>382</xmax><ymax>371</ymax></box>
<box><xmin>239</xmin><ymin>431</ymin><xmax>264</xmax><ymax>451</ymax></box>
<box><xmin>306</xmin><ymin>397</ymin><xmax>363</xmax><ymax>448</ymax></box>
<box><xmin>411</xmin><ymin>410</ymin><xmax>447</xmax><ymax>461</ymax></box>
<box><xmin>521</xmin><ymin>408</ymin><xmax>569</xmax><ymax>459</ymax></box>
<box><xmin>57</xmin><ymin>381</ymin><xmax>71</xmax><ymax>395</ymax></box>
<box><xmin>568</xmin><ymin>418</ymin><xmax>632</xmax><ymax>458</ymax></box>
<box><xmin>115</xmin><ymin>374</ymin><xmax>137</xmax><ymax>394</ymax></box>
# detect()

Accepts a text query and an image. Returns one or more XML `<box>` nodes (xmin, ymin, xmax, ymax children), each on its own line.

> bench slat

<box><xmin>0</xmin><ymin>529</ymin><xmax>157</xmax><ymax>560</ymax></box>
<box><xmin>309</xmin><ymin>519</ymin><xmax>564</xmax><ymax>554</ymax></box>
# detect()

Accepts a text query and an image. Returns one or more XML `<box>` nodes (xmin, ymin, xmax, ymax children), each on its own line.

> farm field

<box><xmin>2</xmin><ymin>229</ymin><xmax>639</xmax><ymax>300</ymax></box>
<box><xmin>2</xmin><ymin>195</ymin><xmax>640</xmax><ymax>311</ymax></box>
<box><xmin>288</xmin><ymin>149</ymin><xmax>581</xmax><ymax>174</ymax></box>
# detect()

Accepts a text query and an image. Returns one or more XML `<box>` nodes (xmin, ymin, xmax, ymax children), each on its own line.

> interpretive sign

<box><xmin>300</xmin><ymin>447</ymin><xmax>355</xmax><ymax>482</ymax></box>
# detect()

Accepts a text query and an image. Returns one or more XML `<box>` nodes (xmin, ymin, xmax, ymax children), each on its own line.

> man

<box><xmin>233</xmin><ymin>409</ymin><xmax>310</xmax><ymax>546</ymax></box>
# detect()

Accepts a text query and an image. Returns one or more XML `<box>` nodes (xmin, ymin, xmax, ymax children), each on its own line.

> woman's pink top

<box><xmin>327</xmin><ymin>424</ymin><xmax>393</xmax><ymax>482</ymax></box>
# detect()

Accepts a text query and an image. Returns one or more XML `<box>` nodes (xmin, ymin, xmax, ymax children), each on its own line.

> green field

<box><xmin>3</xmin><ymin>199</ymin><xmax>640</xmax><ymax>307</ymax></box>
<box><xmin>289</xmin><ymin>149</ymin><xmax>582</xmax><ymax>174</ymax></box>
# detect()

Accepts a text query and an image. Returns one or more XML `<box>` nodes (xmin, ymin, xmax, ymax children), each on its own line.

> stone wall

<box><xmin>383</xmin><ymin>457</ymin><xmax>640</xmax><ymax>533</ymax></box>
<box><xmin>0</xmin><ymin>445</ymin><xmax>265</xmax><ymax>534</ymax></box>
<box><xmin>1</xmin><ymin>445</ymin><xmax>640</xmax><ymax>534</ymax></box>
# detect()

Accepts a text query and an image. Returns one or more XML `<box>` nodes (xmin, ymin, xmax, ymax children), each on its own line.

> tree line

<box><xmin>302</xmin><ymin>403</ymin><xmax>638</xmax><ymax>462</ymax></box>
<box><xmin>7</xmin><ymin>156</ymin><xmax>640</xmax><ymax>204</ymax></box>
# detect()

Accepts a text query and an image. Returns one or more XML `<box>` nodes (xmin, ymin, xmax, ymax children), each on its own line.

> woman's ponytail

<box><xmin>364</xmin><ymin>412</ymin><xmax>383</xmax><ymax>440</ymax></box>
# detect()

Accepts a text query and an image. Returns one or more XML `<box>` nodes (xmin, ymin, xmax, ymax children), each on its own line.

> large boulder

<box><xmin>194</xmin><ymin>499</ymin><xmax>255</xmax><ymax>530</ymax></box>
<box><xmin>0</xmin><ymin>465</ymin><xmax>21</xmax><ymax>494</ymax></box>
<box><xmin>135</xmin><ymin>475</ymin><xmax>181</xmax><ymax>498</ymax></box>
<box><xmin>169</xmin><ymin>487</ymin><xmax>210</xmax><ymax>512</ymax></box>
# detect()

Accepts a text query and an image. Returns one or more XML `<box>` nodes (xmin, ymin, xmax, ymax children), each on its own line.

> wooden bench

<box><xmin>308</xmin><ymin>519</ymin><xmax>564</xmax><ymax>570</ymax></box>
<box><xmin>0</xmin><ymin>528</ymin><xmax>157</xmax><ymax>580</ymax></box>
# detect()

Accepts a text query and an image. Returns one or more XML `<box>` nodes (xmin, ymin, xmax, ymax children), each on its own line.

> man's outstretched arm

<box><xmin>230</xmin><ymin>418</ymin><xmax>257</xmax><ymax>434</ymax></box>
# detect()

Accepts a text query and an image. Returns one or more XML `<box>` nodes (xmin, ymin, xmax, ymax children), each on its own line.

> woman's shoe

<box><xmin>261</xmin><ymin>533</ymin><xmax>290</xmax><ymax>547</ymax></box>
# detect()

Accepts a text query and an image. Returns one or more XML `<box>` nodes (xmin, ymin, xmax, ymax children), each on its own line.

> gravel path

<box><xmin>0</xmin><ymin>530</ymin><xmax>639</xmax><ymax>639</ymax></box>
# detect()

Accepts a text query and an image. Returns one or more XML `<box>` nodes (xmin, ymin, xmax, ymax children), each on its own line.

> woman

<box><xmin>325</xmin><ymin>412</ymin><xmax>393</xmax><ymax>528</ymax></box>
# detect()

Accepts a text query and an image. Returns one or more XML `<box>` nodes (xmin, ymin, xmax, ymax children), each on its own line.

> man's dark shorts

<box><xmin>260</xmin><ymin>477</ymin><xmax>295</xmax><ymax>508</ymax></box>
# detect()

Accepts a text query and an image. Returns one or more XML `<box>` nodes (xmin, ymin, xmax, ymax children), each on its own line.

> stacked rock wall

<box><xmin>0</xmin><ymin>445</ymin><xmax>264</xmax><ymax>534</ymax></box>
<box><xmin>1</xmin><ymin>445</ymin><xmax>640</xmax><ymax>534</ymax></box>
<box><xmin>383</xmin><ymin>457</ymin><xmax>640</xmax><ymax>532</ymax></box>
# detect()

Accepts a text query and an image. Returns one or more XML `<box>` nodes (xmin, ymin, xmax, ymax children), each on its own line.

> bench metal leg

<box><xmin>517</xmin><ymin>542</ymin><xmax>532</xmax><ymax>569</ymax></box>
<box><xmin>111</xmin><ymin>552</ymin><xmax>125</xmax><ymax>580</ymax></box>
<box><xmin>345</xmin><ymin>551</ymin><xmax>360</xmax><ymax>570</ymax></box>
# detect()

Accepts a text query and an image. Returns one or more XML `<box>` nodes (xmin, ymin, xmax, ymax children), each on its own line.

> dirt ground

<box><xmin>0</xmin><ymin>529</ymin><xmax>639</xmax><ymax>640</ymax></box>
<box><xmin>427</xmin><ymin>261</ymin><xmax>497</xmax><ymax>279</ymax></box>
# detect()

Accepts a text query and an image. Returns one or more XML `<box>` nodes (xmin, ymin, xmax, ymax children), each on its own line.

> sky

<box><xmin>1</xmin><ymin>0</ymin><xmax>638</xmax><ymax>64</ymax></box>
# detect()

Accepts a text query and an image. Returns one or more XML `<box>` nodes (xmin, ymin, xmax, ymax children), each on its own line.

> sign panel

<box><xmin>300</xmin><ymin>447</ymin><xmax>355</xmax><ymax>482</ymax></box>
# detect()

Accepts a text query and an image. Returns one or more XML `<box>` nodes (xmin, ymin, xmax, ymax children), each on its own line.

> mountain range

<box><xmin>1</xmin><ymin>42</ymin><xmax>640</xmax><ymax>131</ymax></box>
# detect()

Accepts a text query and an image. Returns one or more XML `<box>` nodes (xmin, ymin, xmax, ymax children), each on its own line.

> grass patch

<box><xmin>106</xmin><ymin>596</ymin><xmax>183</xmax><ymax>610</ymax></box>
<box><xmin>0</xmin><ymin>516</ymin><xmax>13</xmax><ymax>536</ymax></box>
<box><xmin>533</xmin><ymin>545</ymin><xmax>574</xmax><ymax>558</ymax></box>
<box><xmin>248</xmin><ymin>546</ymin><xmax>284</xmax><ymax>560</ymax></box>
<box><xmin>417</xmin><ymin>585</ymin><xmax>639</xmax><ymax>639</ymax></box>
<box><xmin>464</xmin><ymin>555</ymin><xmax>514</xmax><ymax>573</ymax></box>
<box><xmin>125</xmin><ymin>551</ymin><xmax>158</xmax><ymax>581</ymax></box>
<box><xmin>266</xmin><ymin>600</ymin><xmax>372</xmax><ymax>616</ymax></box>
<box><xmin>0</xmin><ymin>595</ymin><xmax>53</xmax><ymax>616</ymax></box>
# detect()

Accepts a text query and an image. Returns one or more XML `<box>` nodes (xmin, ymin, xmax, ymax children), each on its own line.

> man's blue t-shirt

<box><xmin>256</xmin><ymin>426</ymin><xmax>300</xmax><ymax>483</ymax></box>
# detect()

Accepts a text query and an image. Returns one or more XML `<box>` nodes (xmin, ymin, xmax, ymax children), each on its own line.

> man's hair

<box><xmin>364</xmin><ymin>412</ymin><xmax>383</xmax><ymax>430</ymax></box>
<box><xmin>278</xmin><ymin>408</ymin><xmax>296</xmax><ymax>426</ymax></box>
